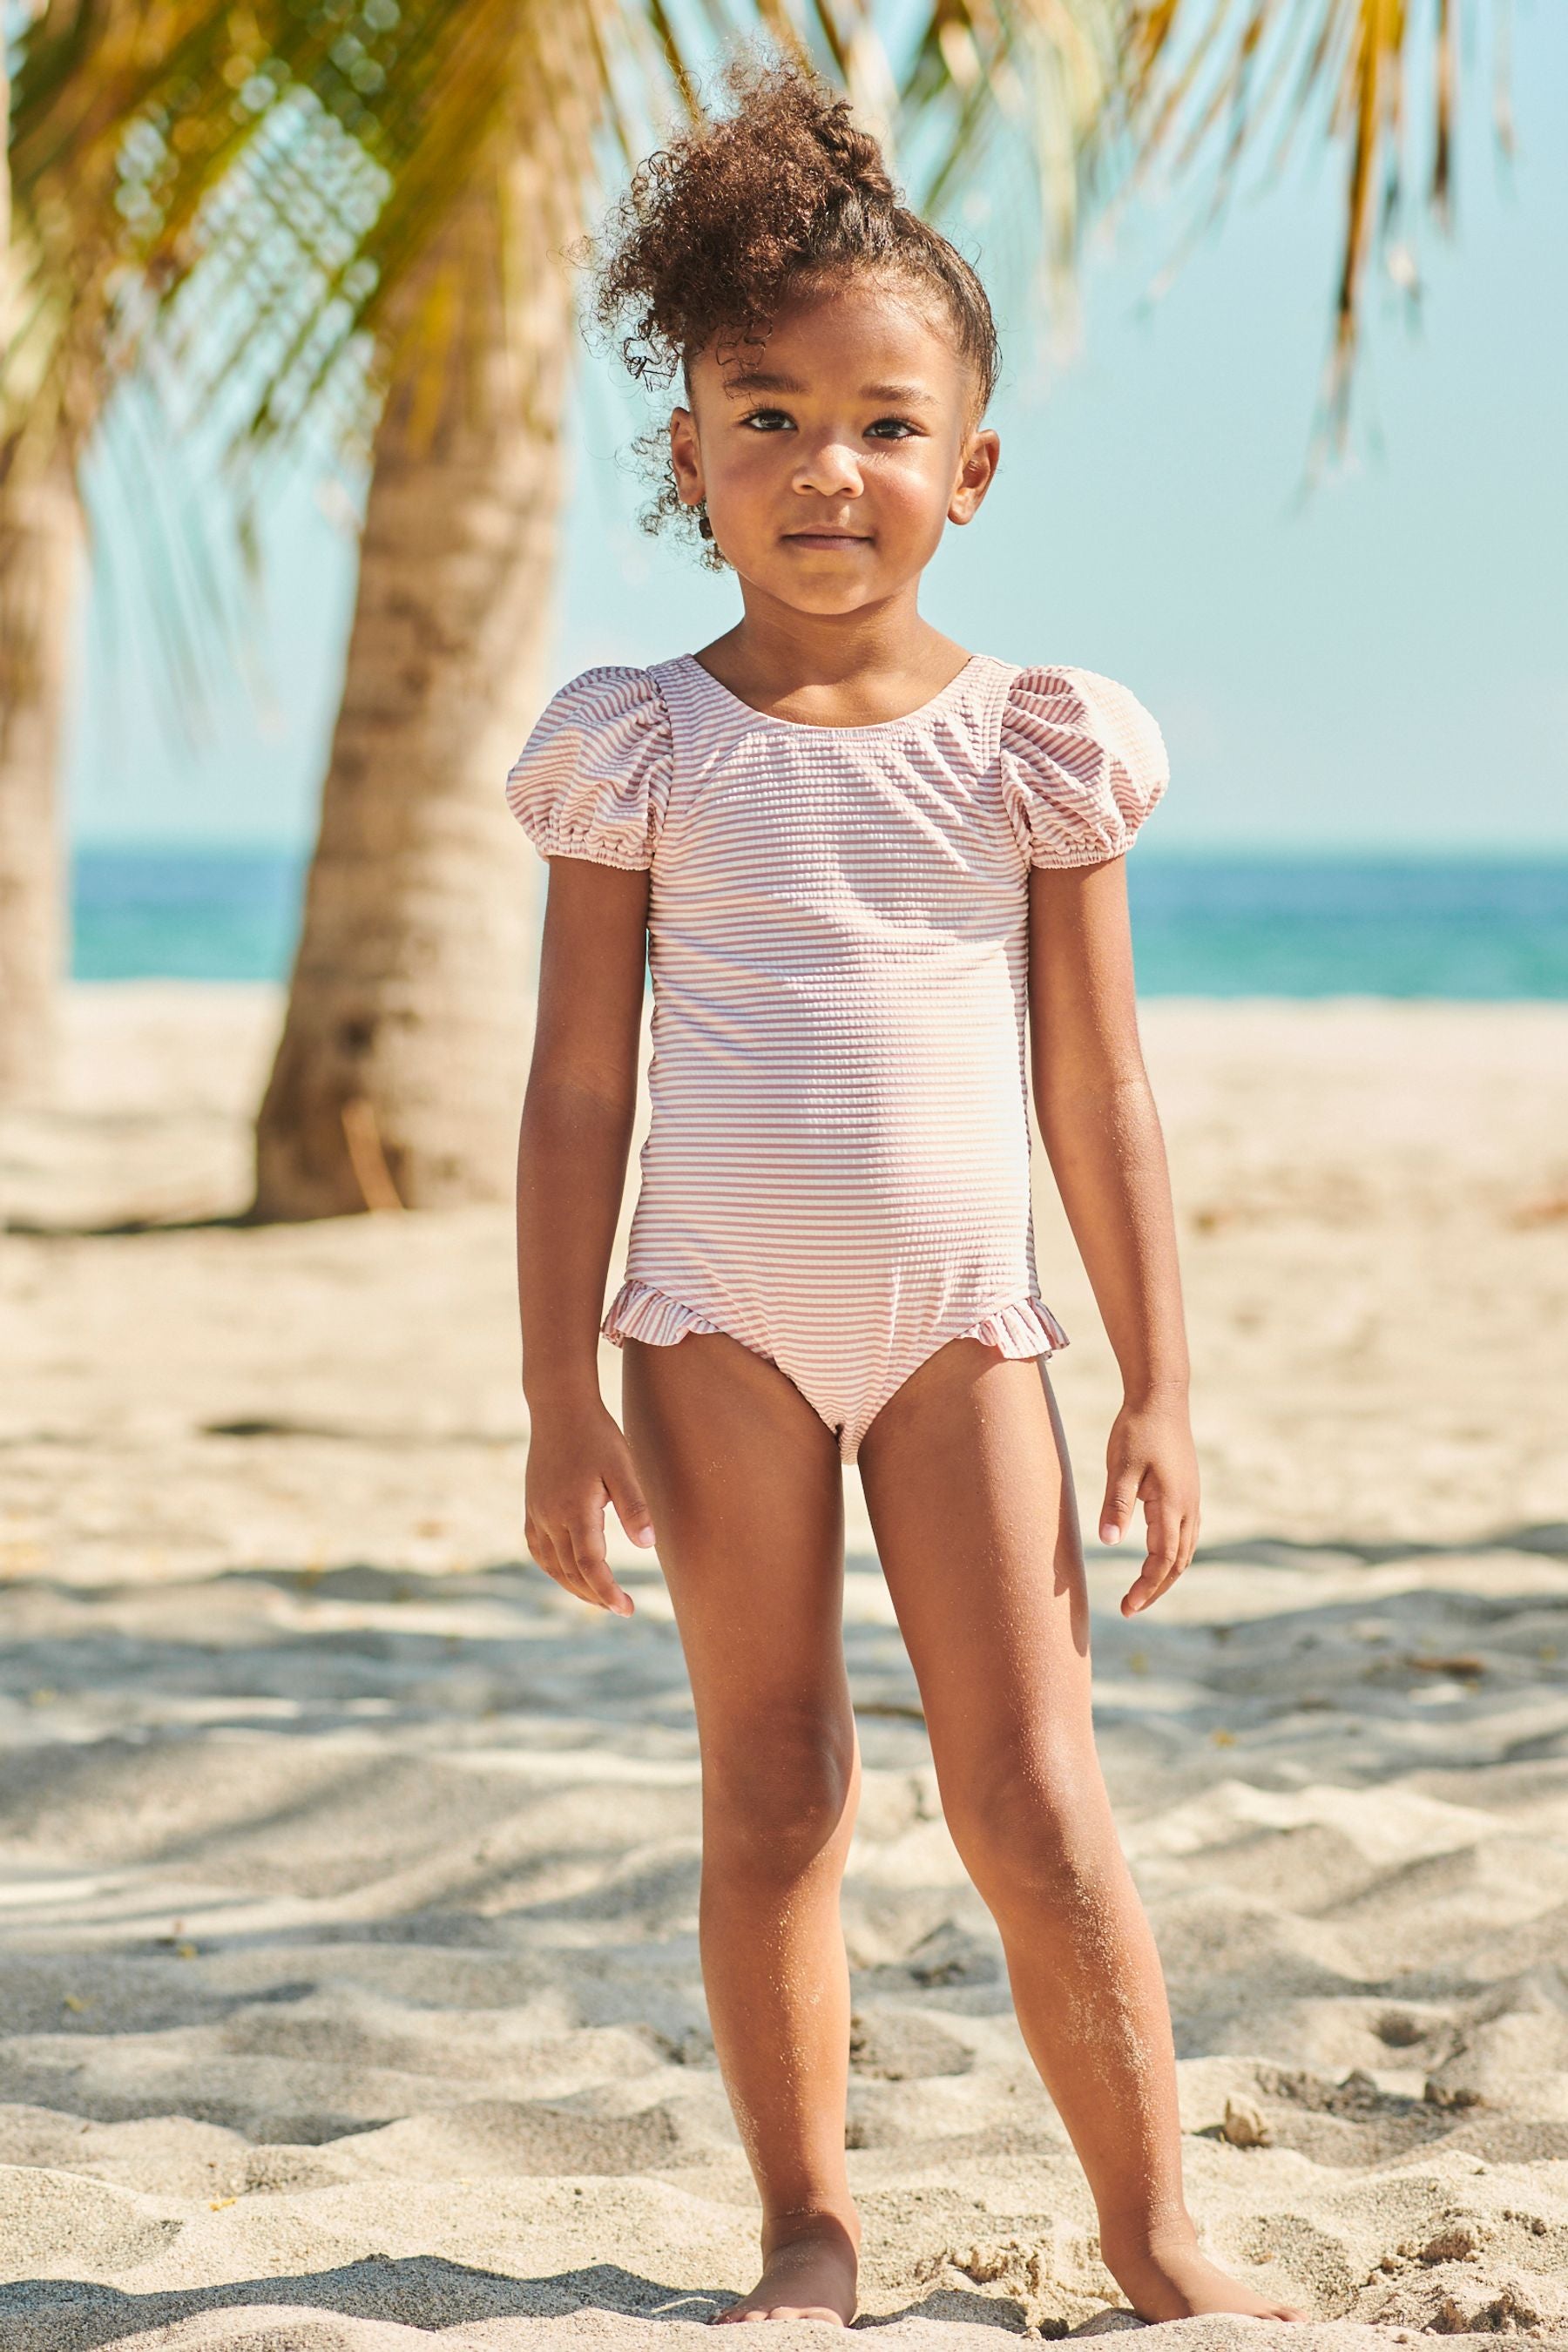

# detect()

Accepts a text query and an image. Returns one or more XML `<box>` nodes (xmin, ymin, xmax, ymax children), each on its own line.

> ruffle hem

<box><xmin>602</xmin><ymin>1276</ymin><xmax>1069</xmax><ymax>1361</ymax></box>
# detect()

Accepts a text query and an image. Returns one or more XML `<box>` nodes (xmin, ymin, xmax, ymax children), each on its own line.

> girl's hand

<box><xmin>524</xmin><ymin>1397</ymin><xmax>657</xmax><ymax>1617</ymax></box>
<box><xmin>1098</xmin><ymin>1396</ymin><xmax>1200</xmax><ymax>1616</ymax></box>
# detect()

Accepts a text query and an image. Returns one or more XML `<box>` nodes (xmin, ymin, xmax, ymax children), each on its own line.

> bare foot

<box><xmin>1101</xmin><ymin>2220</ymin><xmax>1308</xmax><ymax>2324</ymax></box>
<box><xmin>710</xmin><ymin>2211</ymin><xmax>859</xmax><ymax>2327</ymax></box>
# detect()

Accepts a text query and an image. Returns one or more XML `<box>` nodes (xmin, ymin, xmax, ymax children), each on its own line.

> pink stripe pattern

<box><xmin>506</xmin><ymin>652</ymin><xmax>1167</xmax><ymax>1463</ymax></box>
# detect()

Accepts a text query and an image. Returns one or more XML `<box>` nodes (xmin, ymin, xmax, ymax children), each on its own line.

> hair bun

<box><xmin>816</xmin><ymin>105</ymin><xmax>896</xmax><ymax>205</ymax></box>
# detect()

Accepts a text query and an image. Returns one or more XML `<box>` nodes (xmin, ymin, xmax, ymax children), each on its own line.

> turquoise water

<box><xmin>71</xmin><ymin>846</ymin><xmax>1568</xmax><ymax>997</ymax></box>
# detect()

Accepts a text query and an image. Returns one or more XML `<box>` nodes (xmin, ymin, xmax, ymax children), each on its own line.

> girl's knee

<box><xmin>702</xmin><ymin>1711</ymin><xmax>858</xmax><ymax>1876</ymax></box>
<box><xmin>943</xmin><ymin>1747</ymin><xmax>1114</xmax><ymax>1914</ymax></box>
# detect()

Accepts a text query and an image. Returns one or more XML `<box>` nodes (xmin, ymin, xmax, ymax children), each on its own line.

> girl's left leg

<box><xmin>855</xmin><ymin>1340</ymin><xmax>1308</xmax><ymax>2326</ymax></box>
<box><xmin>620</xmin><ymin>1327</ymin><xmax>862</xmax><ymax>2326</ymax></box>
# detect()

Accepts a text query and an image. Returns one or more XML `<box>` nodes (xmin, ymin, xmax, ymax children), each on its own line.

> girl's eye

<box><xmin>737</xmin><ymin>409</ymin><xmax>920</xmax><ymax>438</ymax></box>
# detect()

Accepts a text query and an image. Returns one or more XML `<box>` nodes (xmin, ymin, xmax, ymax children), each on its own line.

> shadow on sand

<box><xmin>0</xmin><ymin>2254</ymin><xmax>1127</xmax><ymax>2342</ymax></box>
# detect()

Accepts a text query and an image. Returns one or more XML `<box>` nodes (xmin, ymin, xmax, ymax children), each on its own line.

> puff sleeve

<box><xmin>504</xmin><ymin>665</ymin><xmax>672</xmax><ymax>869</ymax></box>
<box><xmin>1000</xmin><ymin>664</ymin><xmax>1169</xmax><ymax>868</ymax></box>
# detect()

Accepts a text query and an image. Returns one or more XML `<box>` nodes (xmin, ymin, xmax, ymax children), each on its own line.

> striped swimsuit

<box><xmin>506</xmin><ymin>651</ymin><xmax>1168</xmax><ymax>1464</ymax></box>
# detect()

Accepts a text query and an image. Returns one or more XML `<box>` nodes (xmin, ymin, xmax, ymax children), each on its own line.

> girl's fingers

<box><xmin>526</xmin><ymin>1509</ymin><xmax>605</xmax><ymax>1609</ymax></box>
<box><xmin>607</xmin><ymin>1471</ymin><xmax>658</xmax><ymax>1551</ymax></box>
<box><xmin>526</xmin><ymin>1524</ymin><xmax>583</xmax><ymax>1599</ymax></box>
<box><xmin>565</xmin><ymin>1515</ymin><xmax>635</xmax><ymax>1615</ymax></box>
<box><xmin>1121</xmin><ymin>1566</ymin><xmax>1160</xmax><ymax>1615</ymax></box>
<box><xmin>1099</xmin><ymin>1463</ymin><xmax>1142</xmax><ymax>1547</ymax></box>
<box><xmin>1125</xmin><ymin>1505</ymin><xmax>1197</xmax><ymax>1614</ymax></box>
<box><xmin>528</xmin><ymin>1519</ymin><xmax>591</xmax><ymax>1605</ymax></box>
<box><xmin>526</xmin><ymin>1471</ymin><xmax>641</xmax><ymax>1616</ymax></box>
<box><xmin>1141</xmin><ymin>1551</ymin><xmax>1186</xmax><ymax>1612</ymax></box>
<box><xmin>1123</xmin><ymin>1489</ymin><xmax>1182</xmax><ymax>1614</ymax></box>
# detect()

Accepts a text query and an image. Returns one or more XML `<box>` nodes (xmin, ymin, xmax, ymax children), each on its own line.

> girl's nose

<box><xmin>794</xmin><ymin>440</ymin><xmax>864</xmax><ymax>498</ymax></box>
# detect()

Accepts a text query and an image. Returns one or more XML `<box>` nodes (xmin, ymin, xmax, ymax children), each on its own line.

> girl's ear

<box><xmin>669</xmin><ymin>408</ymin><xmax>706</xmax><ymax>511</ymax></box>
<box><xmin>948</xmin><ymin>428</ymin><xmax>1001</xmax><ymax>526</ymax></box>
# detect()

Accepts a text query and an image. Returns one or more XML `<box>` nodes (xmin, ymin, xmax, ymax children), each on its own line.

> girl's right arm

<box><xmin>517</xmin><ymin>855</ymin><xmax>657</xmax><ymax>1617</ymax></box>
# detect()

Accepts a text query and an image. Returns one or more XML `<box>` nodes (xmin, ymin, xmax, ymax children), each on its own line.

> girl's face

<box><xmin>668</xmin><ymin>276</ymin><xmax>999</xmax><ymax>616</ymax></box>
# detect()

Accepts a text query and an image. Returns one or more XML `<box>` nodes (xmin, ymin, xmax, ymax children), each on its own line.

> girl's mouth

<box><xmin>783</xmin><ymin>531</ymin><xmax>873</xmax><ymax>550</ymax></box>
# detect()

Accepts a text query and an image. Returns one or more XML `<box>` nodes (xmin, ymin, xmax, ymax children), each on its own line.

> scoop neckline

<box><xmin>678</xmin><ymin>650</ymin><xmax>985</xmax><ymax>737</ymax></box>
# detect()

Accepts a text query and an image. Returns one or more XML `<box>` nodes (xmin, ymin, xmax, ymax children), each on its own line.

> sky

<box><xmin>65</xmin><ymin>4</ymin><xmax>1566</xmax><ymax>856</ymax></box>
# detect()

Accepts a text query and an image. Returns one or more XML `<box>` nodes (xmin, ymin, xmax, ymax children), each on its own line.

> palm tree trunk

<box><xmin>2</xmin><ymin>44</ymin><xmax>74</xmax><ymax>1109</ymax></box>
<box><xmin>0</xmin><ymin>444</ymin><xmax>82</xmax><ymax>1105</ymax></box>
<box><xmin>253</xmin><ymin>167</ymin><xmax>574</xmax><ymax>1219</ymax></box>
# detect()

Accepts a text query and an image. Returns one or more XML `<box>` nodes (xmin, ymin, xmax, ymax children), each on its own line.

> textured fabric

<box><xmin>1000</xmin><ymin>666</ymin><xmax>1173</xmax><ymax>867</ymax></box>
<box><xmin>502</xmin><ymin>669</ymin><xmax>672</xmax><ymax>868</ymax></box>
<box><xmin>505</xmin><ymin>651</ymin><xmax>1167</xmax><ymax>1463</ymax></box>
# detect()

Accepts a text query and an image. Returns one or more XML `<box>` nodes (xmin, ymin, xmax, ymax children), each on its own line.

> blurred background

<box><xmin>4</xmin><ymin>9</ymin><xmax>1568</xmax><ymax>2344</ymax></box>
<box><xmin>51</xmin><ymin>9</ymin><xmax>1568</xmax><ymax>1030</ymax></box>
<box><xmin>3</xmin><ymin>3</ymin><xmax>1564</xmax><ymax>1207</ymax></box>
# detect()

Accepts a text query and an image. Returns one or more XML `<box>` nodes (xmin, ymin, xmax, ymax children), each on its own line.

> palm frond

<box><xmin>1113</xmin><ymin>0</ymin><xmax>1516</xmax><ymax>472</ymax></box>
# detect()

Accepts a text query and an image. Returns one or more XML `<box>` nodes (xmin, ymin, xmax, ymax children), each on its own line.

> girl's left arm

<box><xmin>1026</xmin><ymin>856</ymin><xmax>1199</xmax><ymax>1614</ymax></box>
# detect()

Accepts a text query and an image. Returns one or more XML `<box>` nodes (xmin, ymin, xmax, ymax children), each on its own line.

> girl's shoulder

<box><xmin>997</xmin><ymin>661</ymin><xmax>1170</xmax><ymax>869</ymax></box>
<box><xmin>504</xmin><ymin>665</ymin><xmax>673</xmax><ymax>871</ymax></box>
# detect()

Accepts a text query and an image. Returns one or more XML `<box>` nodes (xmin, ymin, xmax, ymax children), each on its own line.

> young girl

<box><xmin>506</xmin><ymin>57</ymin><xmax>1307</xmax><ymax>2333</ymax></box>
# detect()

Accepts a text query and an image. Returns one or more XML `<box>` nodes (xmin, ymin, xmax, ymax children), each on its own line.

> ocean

<box><xmin>71</xmin><ymin>846</ymin><xmax>1568</xmax><ymax>998</ymax></box>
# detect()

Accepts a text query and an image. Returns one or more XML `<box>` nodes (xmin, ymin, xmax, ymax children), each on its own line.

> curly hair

<box><xmin>582</xmin><ymin>51</ymin><xmax>1001</xmax><ymax>569</ymax></box>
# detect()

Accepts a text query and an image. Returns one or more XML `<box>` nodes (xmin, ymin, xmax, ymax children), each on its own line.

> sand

<box><xmin>1</xmin><ymin>980</ymin><xmax>1566</xmax><ymax>2349</ymax></box>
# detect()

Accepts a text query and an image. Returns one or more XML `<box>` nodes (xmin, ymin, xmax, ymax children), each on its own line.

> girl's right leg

<box><xmin>619</xmin><ymin>1330</ymin><xmax>862</xmax><ymax>2328</ymax></box>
